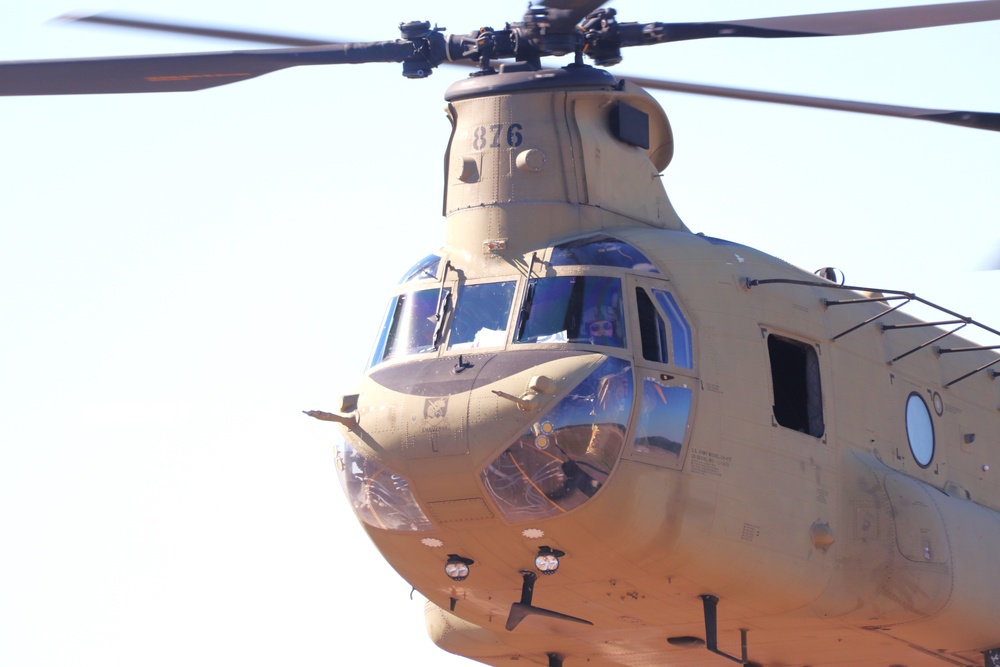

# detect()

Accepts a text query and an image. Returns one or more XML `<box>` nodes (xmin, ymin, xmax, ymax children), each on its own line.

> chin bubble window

<box><xmin>334</xmin><ymin>436</ymin><xmax>433</xmax><ymax>532</ymax></box>
<box><xmin>481</xmin><ymin>357</ymin><xmax>633</xmax><ymax>522</ymax></box>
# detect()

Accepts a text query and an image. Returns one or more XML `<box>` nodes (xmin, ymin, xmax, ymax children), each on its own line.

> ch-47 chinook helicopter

<box><xmin>4</xmin><ymin>2</ymin><xmax>1000</xmax><ymax>667</ymax></box>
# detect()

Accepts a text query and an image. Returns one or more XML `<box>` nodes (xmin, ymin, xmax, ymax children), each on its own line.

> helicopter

<box><xmin>2</xmin><ymin>2</ymin><xmax>1000</xmax><ymax>667</ymax></box>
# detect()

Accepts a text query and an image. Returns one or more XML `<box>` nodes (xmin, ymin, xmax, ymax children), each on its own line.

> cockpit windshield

<box><xmin>516</xmin><ymin>275</ymin><xmax>626</xmax><ymax>349</ymax></box>
<box><xmin>370</xmin><ymin>244</ymin><xmax>648</xmax><ymax>367</ymax></box>
<box><xmin>449</xmin><ymin>281</ymin><xmax>517</xmax><ymax>350</ymax></box>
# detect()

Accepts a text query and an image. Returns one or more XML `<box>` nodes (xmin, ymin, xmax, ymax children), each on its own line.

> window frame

<box><xmin>763</xmin><ymin>331</ymin><xmax>826</xmax><ymax>440</ymax></box>
<box><xmin>512</xmin><ymin>269</ymin><xmax>629</xmax><ymax>351</ymax></box>
<box><xmin>446</xmin><ymin>278</ymin><xmax>519</xmax><ymax>352</ymax></box>
<box><xmin>628</xmin><ymin>276</ymin><xmax>697</xmax><ymax>374</ymax></box>
<box><xmin>905</xmin><ymin>391</ymin><xmax>935</xmax><ymax>468</ymax></box>
<box><xmin>626</xmin><ymin>370</ymin><xmax>696</xmax><ymax>470</ymax></box>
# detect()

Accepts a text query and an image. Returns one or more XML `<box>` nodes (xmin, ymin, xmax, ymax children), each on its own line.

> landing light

<box><xmin>534</xmin><ymin>546</ymin><xmax>564</xmax><ymax>575</ymax></box>
<box><xmin>445</xmin><ymin>555</ymin><xmax>474</xmax><ymax>581</ymax></box>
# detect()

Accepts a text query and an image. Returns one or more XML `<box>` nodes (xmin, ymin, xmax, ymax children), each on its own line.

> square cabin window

<box><xmin>767</xmin><ymin>334</ymin><xmax>824</xmax><ymax>438</ymax></box>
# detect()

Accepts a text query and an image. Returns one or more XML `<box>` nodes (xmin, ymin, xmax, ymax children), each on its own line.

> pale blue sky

<box><xmin>2</xmin><ymin>2</ymin><xmax>999</xmax><ymax>666</ymax></box>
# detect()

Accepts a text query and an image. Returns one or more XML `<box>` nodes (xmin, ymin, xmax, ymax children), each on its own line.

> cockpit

<box><xmin>368</xmin><ymin>235</ymin><xmax>691</xmax><ymax>363</ymax></box>
<box><xmin>338</xmin><ymin>234</ymin><xmax>697</xmax><ymax>531</ymax></box>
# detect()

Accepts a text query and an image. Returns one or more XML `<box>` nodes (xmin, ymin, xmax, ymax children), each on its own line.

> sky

<box><xmin>1</xmin><ymin>2</ymin><xmax>999</xmax><ymax>666</ymax></box>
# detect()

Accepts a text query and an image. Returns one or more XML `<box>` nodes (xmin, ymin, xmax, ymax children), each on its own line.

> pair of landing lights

<box><xmin>445</xmin><ymin>547</ymin><xmax>565</xmax><ymax>582</ymax></box>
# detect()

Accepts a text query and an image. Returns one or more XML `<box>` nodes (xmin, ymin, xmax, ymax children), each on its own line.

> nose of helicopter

<box><xmin>334</xmin><ymin>350</ymin><xmax>634</xmax><ymax>529</ymax></box>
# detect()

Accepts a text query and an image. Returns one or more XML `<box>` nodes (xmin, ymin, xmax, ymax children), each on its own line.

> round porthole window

<box><xmin>905</xmin><ymin>392</ymin><xmax>935</xmax><ymax>467</ymax></box>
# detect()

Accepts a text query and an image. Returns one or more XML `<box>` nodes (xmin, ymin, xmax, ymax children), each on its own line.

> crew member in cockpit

<box><xmin>584</xmin><ymin>304</ymin><xmax>624</xmax><ymax>347</ymax></box>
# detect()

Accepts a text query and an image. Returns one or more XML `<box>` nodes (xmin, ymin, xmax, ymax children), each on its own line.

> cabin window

<box><xmin>515</xmin><ymin>276</ymin><xmax>626</xmax><ymax>349</ymax></box>
<box><xmin>905</xmin><ymin>392</ymin><xmax>935</xmax><ymax>467</ymax></box>
<box><xmin>767</xmin><ymin>335</ymin><xmax>824</xmax><ymax>437</ymax></box>
<box><xmin>449</xmin><ymin>281</ymin><xmax>517</xmax><ymax>350</ymax></box>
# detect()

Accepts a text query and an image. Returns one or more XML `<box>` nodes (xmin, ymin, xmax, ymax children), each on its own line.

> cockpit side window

<box><xmin>449</xmin><ymin>281</ymin><xmax>517</xmax><ymax>350</ymax></box>
<box><xmin>515</xmin><ymin>276</ymin><xmax>626</xmax><ymax>348</ymax></box>
<box><xmin>651</xmin><ymin>289</ymin><xmax>693</xmax><ymax>369</ymax></box>
<box><xmin>632</xmin><ymin>285</ymin><xmax>694</xmax><ymax>370</ymax></box>
<box><xmin>636</xmin><ymin>287</ymin><xmax>668</xmax><ymax>364</ymax></box>
<box><xmin>375</xmin><ymin>288</ymin><xmax>445</xmax><ymax>364</ymax></box>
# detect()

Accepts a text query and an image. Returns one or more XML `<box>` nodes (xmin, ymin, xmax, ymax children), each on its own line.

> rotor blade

<box><xmin>623</xmin><ymin>76</ymin><xmax>1000</xmax><ymax>132</ymax></box>
<box><xmin>57</xmin><ymin>11</ymin><xmax>337</xmax><ymax>47</ymax></box>
<box><xmin>660</xmin><ymin>0</ymin><xmax>1000</xmax><ymax>42</ymax></box>
<box><xmin>0</xmin><ymin>43</ymin><xmax>415</xmax><ymax>96</ymax></box>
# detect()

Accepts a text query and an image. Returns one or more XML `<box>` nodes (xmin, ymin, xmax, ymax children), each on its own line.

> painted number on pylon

<box><xmin>472</xmin><ymin>123</ymin><xmax>524</xmax><ymax>150</ymax></box>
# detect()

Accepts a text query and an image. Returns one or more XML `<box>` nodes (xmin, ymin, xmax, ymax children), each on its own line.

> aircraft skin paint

<box><xmin>331</xmin><ymin>68</ymin><xmax>1000</xmax><ymax>666</ymax></box>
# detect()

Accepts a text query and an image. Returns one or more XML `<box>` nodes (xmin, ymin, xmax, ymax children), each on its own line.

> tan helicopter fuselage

<box><xmin>331</xmin><ymin>66</ymin><xmax>1000</xmax><ymax>667</ymax></box>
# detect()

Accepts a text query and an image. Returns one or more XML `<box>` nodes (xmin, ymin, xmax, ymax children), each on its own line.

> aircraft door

<box><xmin>629</xmin><ymin>371</ymin><xmax>695</xmax><ymax>470</ymax></box>
<box><xmin>625</xmin><ymin>278</ymin><xmax>698</xmax><ymax>469</ymax></box>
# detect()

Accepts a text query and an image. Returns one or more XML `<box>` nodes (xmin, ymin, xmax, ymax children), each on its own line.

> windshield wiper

<box><xmin>431</xmin><ymin>261</ymin><xmax>452</xmax><ymax>350</ymax></box>
<box><xmin>515</xmin><ymin>253</ymin><xmax>537</xmax><ymax>341</ymax></box>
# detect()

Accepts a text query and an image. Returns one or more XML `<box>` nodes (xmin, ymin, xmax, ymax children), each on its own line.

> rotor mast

<box><xmin>439</xmin><ymin>66</ymin><xmax>687</xmax><ymax>260</ymax></box>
